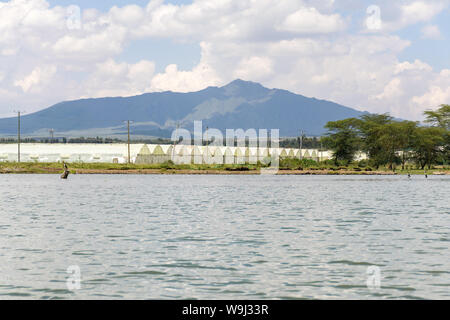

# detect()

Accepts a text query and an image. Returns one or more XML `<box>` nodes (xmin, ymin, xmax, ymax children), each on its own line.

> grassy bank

<box><xmin>0</xmin><ymin>161</ymin><xmax>448</xmax><ymax>175</ymax></box>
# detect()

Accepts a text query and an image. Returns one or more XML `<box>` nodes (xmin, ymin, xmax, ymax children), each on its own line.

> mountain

<box><xmin>0</xmin><ymin>79</ymin><xmax>366</xmax><ymax>138</ymax></box>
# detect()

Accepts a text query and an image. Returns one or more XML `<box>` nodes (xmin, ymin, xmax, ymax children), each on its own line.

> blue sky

<box><xmin>0</xmin><ymin>0</ymin><xmax>449</xmax><ymax>120</ymax></box>
<box><xmin>396</xmin><ymin>12</ymin><xmax>450</xmax><ymax>71</ymax></box>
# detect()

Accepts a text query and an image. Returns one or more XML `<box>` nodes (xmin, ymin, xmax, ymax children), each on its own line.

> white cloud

<box><xmin>413</xmin><ymin>86</ymin><xmax>450</xmax><ymax>109</ymax></box>
<box><xmin>233</xmin><ymin>56</ymin><xmax>274</xmax><ymax>81</ymax></box>
<box><xmin>277</xmin><ymin>7</ymin><xmax>345</xmax><ymax>34</ymax></box>
<box><xmin>395</xmin><ymin>59</ymin><xmax>432</xmax><ymax>74</ymax></box>
<box><xmin>379</xmin><ymin>1</ymin><xmax>448</xmax><ymax>31</ymax></box>
<box><xmin>412</xmin><ymin>69</ymin><xmax>450</xmax><ymax>110</ymax></box>
<box><xmin>134</xmin><ymin>0</ymin><xmax>348</xmax><ymax>41</ymax></box>
<box><xmin>374</xmin><ymin>78</ymin><xmax>403</xmax><ymax>101</ymax></box>
<box><xmin>421</xmin><ymin>24</ymin><xmax>442</xmax><ymax>39</ymax></box>
<box><xmin>109</xmin><ymin>4</ymin><xmax>145</xmax><ymax>27</ymax></box>
<box><xmin>14</xmin><ymin>65</ymin><xmax>57</xmax><ymax>93</ymax></box>
<box><xmin>51</xmin><ymin>26</ymin><xmax>127</xmax><ymax>61</ymax></box>
<box><xmin>401</xmin><ymin>1</ymin><xmax>445</xmax><ymax>23</ymax></box>
<box><xmin>151</xmin><ymin>62</ymin><xmax>220</xmax><ymax>93</ymax></box>
<box><xmin>369</xmin><ymin>61</ymin><xmax>448</xmax><ymax>119</ymax></box>
<box><xmin>82</xmin><ymin>59</ymin><xmax>155</xmax><ymax>98</ymax></box>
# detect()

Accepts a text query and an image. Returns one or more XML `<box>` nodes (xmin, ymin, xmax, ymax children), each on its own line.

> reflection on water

<box><xmin>0</xmin><ymin>174</ymin><xmax>449</xmax><ymax>299</ymax></box>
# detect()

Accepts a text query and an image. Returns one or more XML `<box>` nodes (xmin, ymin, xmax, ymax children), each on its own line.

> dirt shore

<box><xmin>0</xmin><ymin>168</ymin><xmax>400</xmax><ymax>175</ymax></box>
<box><xmin>2</xmin><ymin>165</ymin><xmax>448</xmax><ymax>175</ymax></box>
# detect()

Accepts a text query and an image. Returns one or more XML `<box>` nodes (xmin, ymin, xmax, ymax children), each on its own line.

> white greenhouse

<box><xmin>0</xmin><ymin>143</ymin><xmax>344</xmax><ymax>164</ymax></box>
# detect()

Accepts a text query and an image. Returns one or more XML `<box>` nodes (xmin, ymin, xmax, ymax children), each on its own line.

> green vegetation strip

<box><xmin>0</xmin><ymin>161</ymin><xmax>448</xmax><ymax>175</ymax></box>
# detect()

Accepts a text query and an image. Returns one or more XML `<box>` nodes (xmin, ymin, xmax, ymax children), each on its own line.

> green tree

<box><xmin>323</xmin><ymin>118</ymin><xmax>361</xmax><ymax>165</ymax></box>
<box><xmin>424</xmin><ymin>104</ymin><xmax>450</xmax><ymax>165</ymax></box>
<box><xmin>411</xmin><ymin>127</ymin><xmax>445</xmax><ymax>169</ymax></box>
<box><xmin>379</xmin><ymin>121</ymin><xmax>417</xmax><ymax>170</ymax></box>
<box><xmin>321</xmin><ymin>109</ymin><xmax>449</xmax><ymax>170</ymax></box>
<box><xmin>424</xmin><ymin>104</ymin><xmax>450</xmax><ymax>129</ymax></box>
<box><xmin>357</xmin><ymin>114</ymin><xmax>393</xmax><ymax>168</ymax></box>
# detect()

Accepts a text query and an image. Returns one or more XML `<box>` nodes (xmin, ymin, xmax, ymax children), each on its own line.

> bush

<box><xmin>225</xmin><ymin>166</ymin><xmax>250</xmax><ymax>171</ymax></box>
<box><xmin>160</xmin><ymin>161</ymin><xmax>176</xmax><ymax>169</ymax></box>
<box><xmin>358</xmin><ymin>160</ymin><xmax>368</xmax><ymax>168</ymax></box>
<box><xmin>279</xmin><ymin>158</ymin><xmax>318</xmax><ymax>169</ymax></box>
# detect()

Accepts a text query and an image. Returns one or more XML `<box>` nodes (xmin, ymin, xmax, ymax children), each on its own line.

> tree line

<box><xmin>280</xmin><ymin>136</ymin><xmax>322</xmax><ymax>149</ymax></box>
<box><xmin>323</xmin><ymin>104</ymin><xmax>449</xmax><ymax>170</ymax></box>
<box><xmin>0</xmin><ymin>137</ymin><xmax>123</xmax><ymax>144</ymax></box>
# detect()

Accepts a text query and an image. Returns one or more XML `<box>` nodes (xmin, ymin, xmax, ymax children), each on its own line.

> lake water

<box><xmin>0</xmin><ymin>174</ymin><xmax>449</xmax><ymax>300</ymax></box>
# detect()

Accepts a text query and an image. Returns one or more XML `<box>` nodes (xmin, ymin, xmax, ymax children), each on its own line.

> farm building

<box><xmin>0</xmin><ymin>143</ymin><xmax>344</xmax><ymax>164</ymax></box>
<box><xmin>0</xmin><ymin>143</ymin><xmax>143</xmax><ymax>163</ymax></box>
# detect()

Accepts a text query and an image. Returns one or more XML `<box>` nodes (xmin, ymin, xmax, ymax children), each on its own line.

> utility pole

<box><xmin>123</xmin><ymin>120</ymin><xmax>133</xmax><ymax>164</ymax></box>
<box><xmin>127</xmin><ymin>120</ymin><xmax>131</xmax><ymax>164</ymax></box>
<box><xmin>18</xmin><ymin>111</ymin><xmax>21</xmax><ymax>163</ymax></box>
<box><xmin>299</xmin><ymin>130</ymin><xmax>304</xmax><ymax>160</ymax></box>
<box><xmin>205</xmin><ymin>125</ymin><xmax>209</xmax><ymax>148</ymax></box>
<box><xmin>14</xmin><ymin>111</ymin><xmax>24</xmax><ymax>163</ymax></box>
<box><xmin>320</xmin><ymin>140</ymin><xmax>323</xmax><ymax>162</ymax></box>
<box><xmin>172</xmin><ymin>122</ymin><xmax>179</xmax><ymax>160</ymax></box>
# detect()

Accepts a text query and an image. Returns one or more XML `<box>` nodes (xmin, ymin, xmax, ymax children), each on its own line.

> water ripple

<box><xmin>0</xmin><ymin>174</ymin><xmax>448</xmax><ymax>299</ymax></box>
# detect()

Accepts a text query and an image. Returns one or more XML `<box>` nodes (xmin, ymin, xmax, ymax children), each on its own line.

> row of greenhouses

<box><xmin>143</xmin><ymin>145</ymin><xmax>333</xmax><ymax>165</ymax></box>
<box><xmin>0</xmin><ymin>143</ymin><xmax>367</xmax><ymax>164</ymax></box>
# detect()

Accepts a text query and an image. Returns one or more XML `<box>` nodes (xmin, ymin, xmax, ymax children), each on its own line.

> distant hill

<box><xmin>0</xmin><ymin>79</ymin><xmax>366</xmax><ymax>138</ymax></box>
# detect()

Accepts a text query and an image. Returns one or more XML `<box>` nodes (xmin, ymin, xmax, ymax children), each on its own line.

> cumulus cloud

<box><xmin>400</xmin><ymin>1</ymin><xmax>446</xmax><ymax>24</ymax></box>
<box><xmin>369</xmin><ymin>60</ymin><xmax>448</xmax><ymax>119</ymax></box>
<box><xmin>361</xmin><ymin>1</ymin><xmax>449</xmax><ymax>33</ymax></box>
<box><xmin>80</xmin><ymin>59</ymin><xmax>156</xmax><ymax>98</ymax></box>
<box><xmin>374</xmin><ymin>78</ymin><xmax>403</xmax><ymax>101</ymax></box>
<box><xmin>412</xmin><ymin>69</ymin><xmax>450</xmax><ymax>110</ymax></box>
<box><xmin>14</xmin><ymin>65</ymin><xmax>57</xmax><ymax>93</ymax></box>
<box><xmin>421</xmin><ymin>24</ymin><xmax>442</xmax><ymax>39</ymax></box>
<box><xmin>233</xmin><ymin>56</ymin><xmax>274</xmax><ymax>81</ymax></box>
<box><xmin>395</xmin><ymin>59</ymin><xmax>433</xmax><ymax>74</ymax></box>
<box><xmin>151</xmin><ymin>62</ymin><xmax>221</xmax><ymax>93</ymax></box>
<box><xmin>413</xmin><ymin>86</ymin><xmax>450</xmax><ymax>109</ymax></box>
<box><xmin>277</xmin><ymin>7</ymin><xmax>346</xmax><ymax>34</ymax></box>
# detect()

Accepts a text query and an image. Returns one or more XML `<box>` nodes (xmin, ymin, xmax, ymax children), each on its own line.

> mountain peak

<box><xmin>220</xmin><ymin>79</ymin><xmax>269</xmax><ymax>98</ymax></box>
<box><xmin>223</xmin><ymin>79</ymin><xmax>265</xmax><ymax>88</ymax></box>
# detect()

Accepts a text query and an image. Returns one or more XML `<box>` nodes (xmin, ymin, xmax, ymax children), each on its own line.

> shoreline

<box><xmin>72</xmin><ymin>169</ymin><xmax>400</xmax><ymax>175</ymax></box>
<box><xmin>1</xmin><ymin>163</ymin><xmax>448</xmax><ymax>175</ymax></box>
<box><xmin>1</xmin><ymin>168</ymin><xmax>448</xmax><ymax>175</ymax></box>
